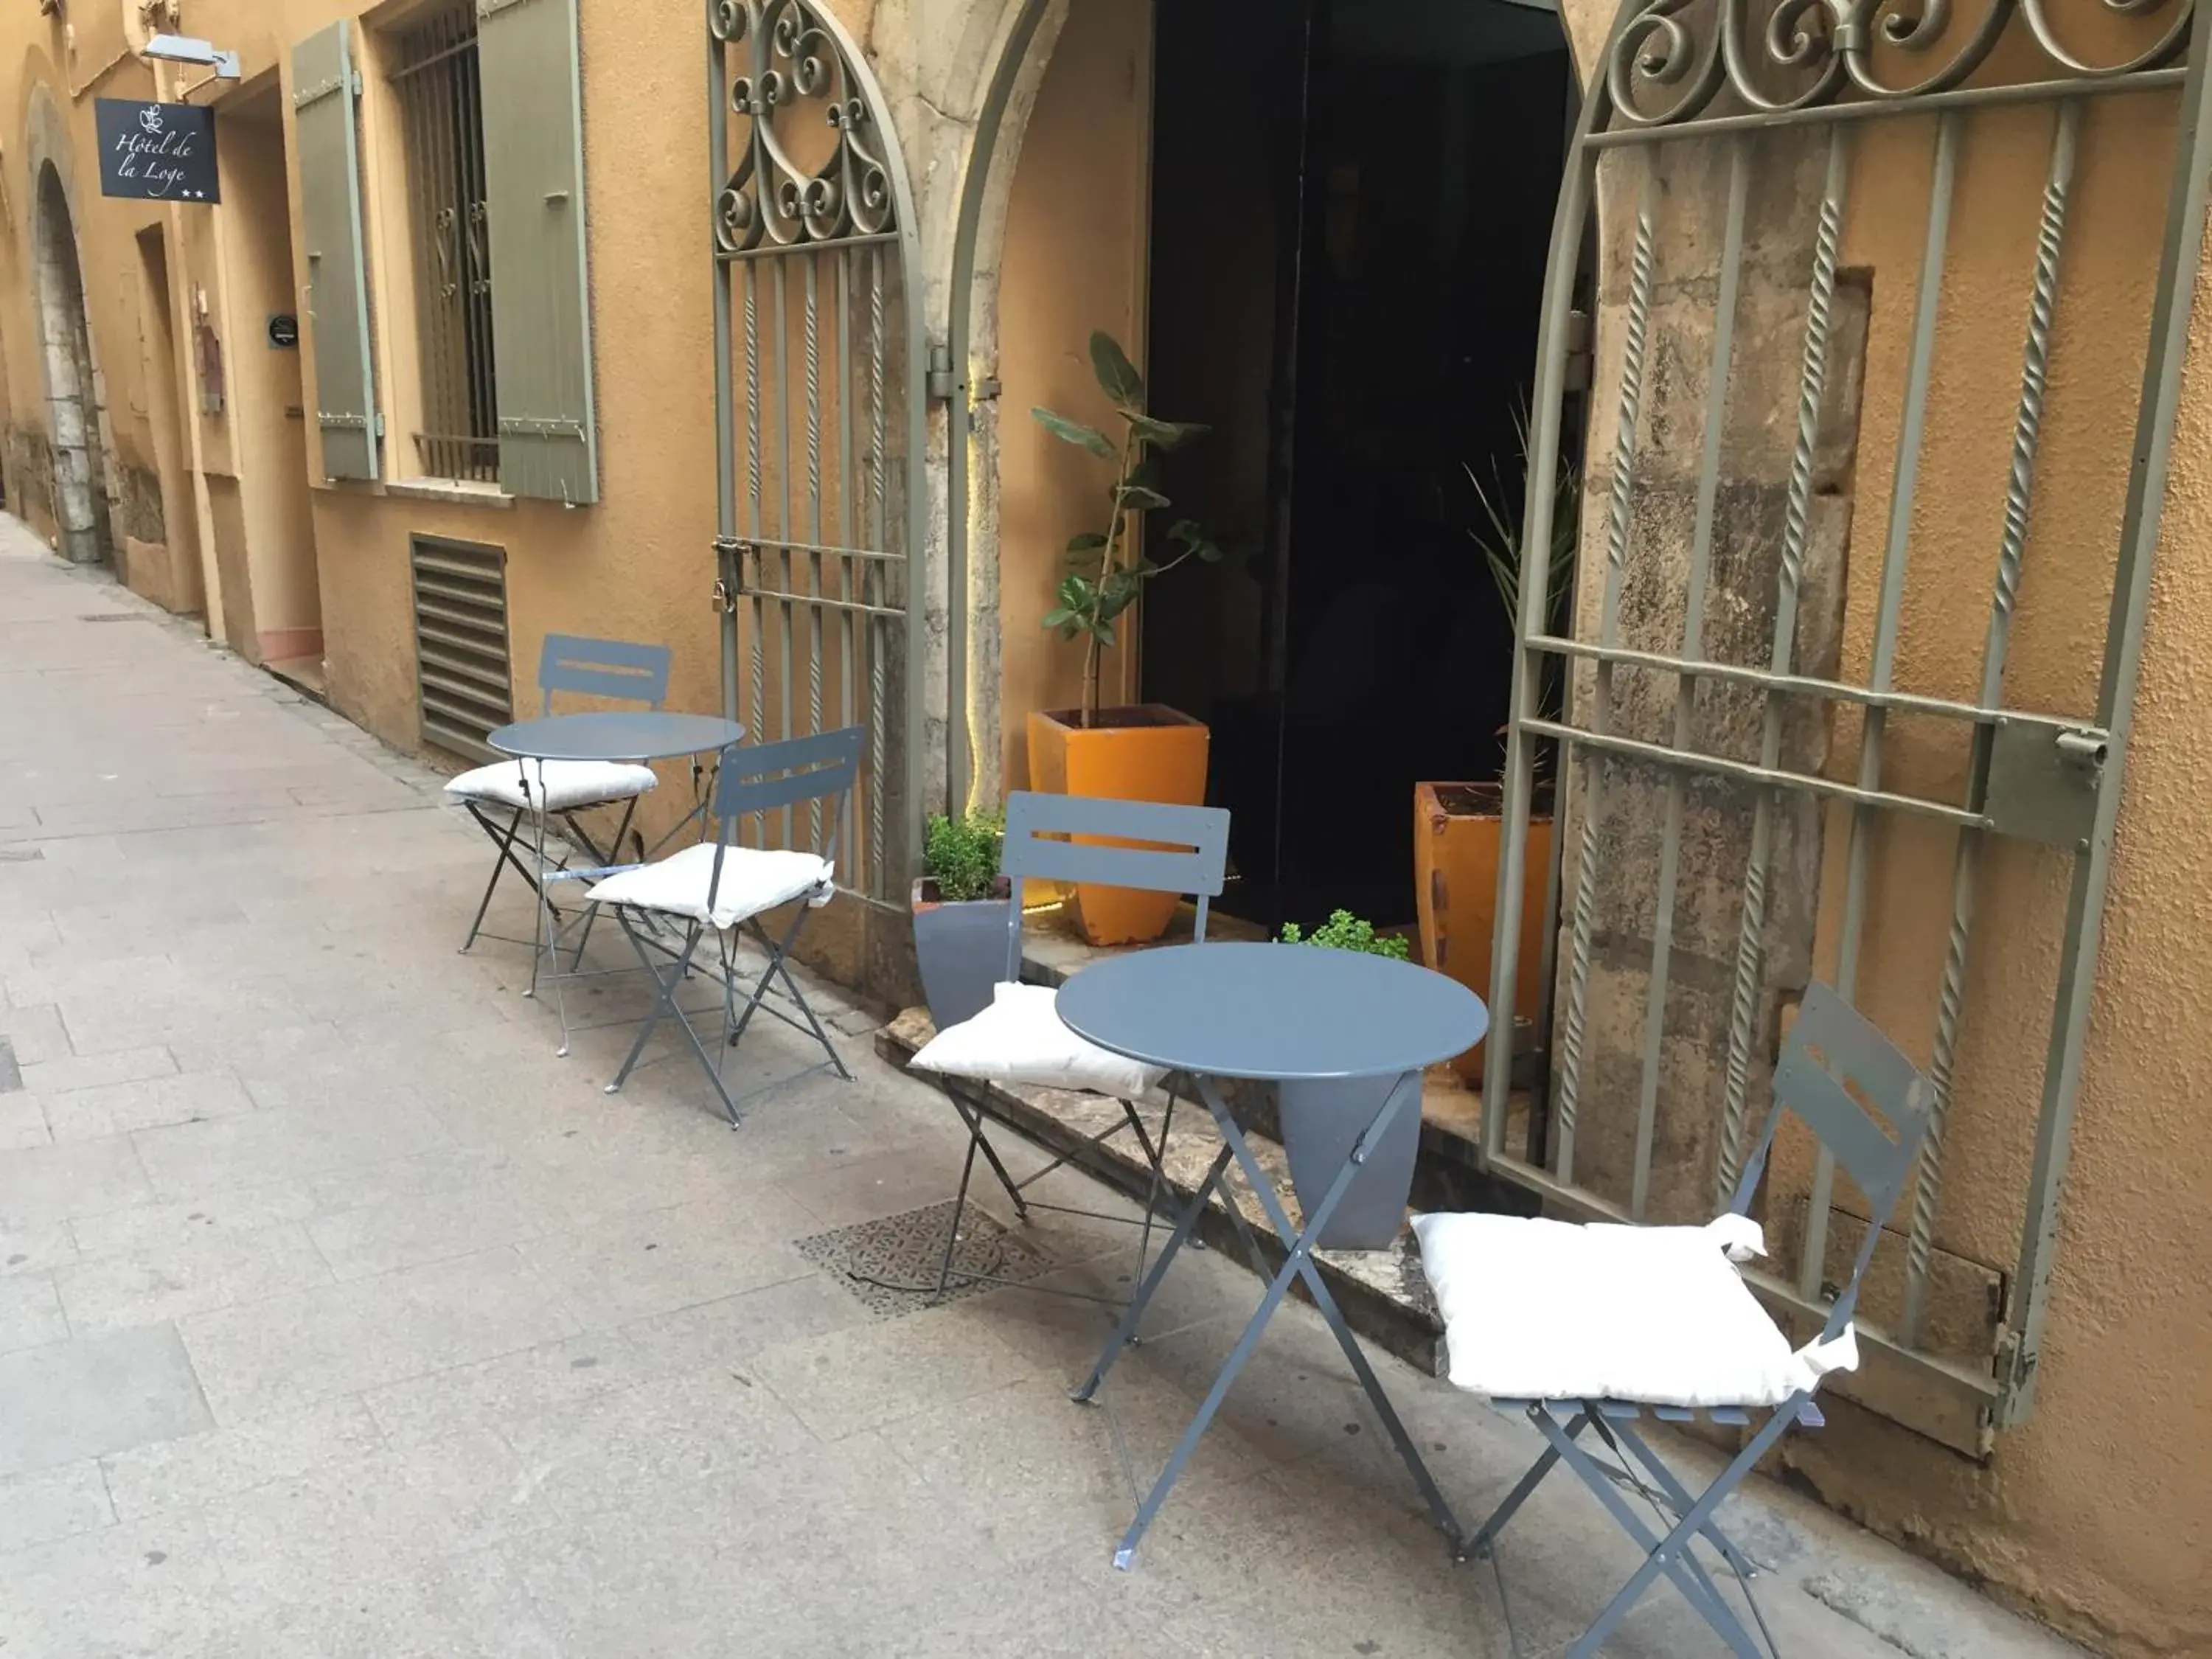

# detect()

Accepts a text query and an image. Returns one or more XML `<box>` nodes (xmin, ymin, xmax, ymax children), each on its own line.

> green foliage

<box><xmin>1278</xmin><ymin>910</ymin><xmax>1411</xmax><ymax>961</ymax></box>
<box><xmin>922</xmin><ymin>808</ymin><xmax>1004</xmax><ymax>904</ymax></box>
<box><xmin>1465</xmin><ymin>397</ymin><xmax>1581</xmax><ymax>643</ymax></box>
<box><xmin>1465</xmin><ymin>394</ymin><xmax>1583</xmax><ymax>775</ymax></box>
<box><xmin>1032</xmin><ymin>330</ymin><xmax>1223</xmax><ymax>722</ymax></box>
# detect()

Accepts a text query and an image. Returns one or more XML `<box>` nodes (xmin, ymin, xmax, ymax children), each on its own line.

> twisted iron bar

<box><xmin>1903</xmin><ymin>100</ymin><xmax>2079</xmax><ymax>1343</ymax></box>
<box><xmin>1555</xmin><ymin>177</ymin><xmax>1659</xmax><ymax>1177</ymax></box>
<box><xmin>744</xmin><ymin>271</ymin><xmax>767</xmax><ymax>841</ymax></box>
<box><xmin>804</xmin><ymin>264</ymin><xmax>826</xmax><ymax>848</ymax></box>
<box><xmin>1718</xmin><ymin>131</ymin><xmax>1848</xmax><ymax>1208</ymax></box>
<box><xmin>1634</xmin><ymin>136</ymin><xmax>1752</xmax><ymax>1220</ymax></box>
<box><xmin>867</xmin><ymin>248</ymin><xmax>888</xmax><ymax>893</ymax></box>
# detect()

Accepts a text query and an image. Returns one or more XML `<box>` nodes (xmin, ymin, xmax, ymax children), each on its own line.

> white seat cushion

<box><xmin>587</xmin><ymin>842</ymin><xmax>832</xmax><ymax>931</ymax></box>
<box><xmin>1410</xmin><ymin>1211</ymin><xmax>1857</xmax><ymax>1408</ymax></box>
<box><xmin>445</xmin><ymin>759</ymin><xmax>658</xmax><ymax>814</ymax></box>
<box><xmin>910</xmin><ymin>981</ymin><xmax>1166</xmax><ymax>1099</ymax></box>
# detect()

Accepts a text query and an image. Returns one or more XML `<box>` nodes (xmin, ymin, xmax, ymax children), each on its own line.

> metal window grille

<box><xmin>391</xmin><ymin>4</ymin><xmax>498</xmax><ymax>483</ymax></box>
<box><xmin>410</xmin><ymin>535</ymin><xmax>511</xmax><ymax>761</ymax></box>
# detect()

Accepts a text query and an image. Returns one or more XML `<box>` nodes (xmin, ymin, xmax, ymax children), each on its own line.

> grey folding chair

<box><xmin>587</xmin><ymin>726</ymin><xmax>863</xmax><ymax>1126</ymax></box>
<box><xmin>914</xmin><ymin>789</ymin><xmax>1234</xmax><ymax>1304</ymax></box>
<box><xmin>445</xmin><ymin>633</ymin><xmax>673</xmax><ymax>956</ymax></box>
<box><xmin>1453</xmin><ymin>983</ymin><xmax>1934</xmax><ymax>1659</ymax></box>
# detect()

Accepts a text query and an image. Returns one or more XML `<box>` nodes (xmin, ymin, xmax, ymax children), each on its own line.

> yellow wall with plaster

<box><xmin>996</xmin><ymin>0</ymin><xmax>1153</xmax><ymax>789</ymax></box>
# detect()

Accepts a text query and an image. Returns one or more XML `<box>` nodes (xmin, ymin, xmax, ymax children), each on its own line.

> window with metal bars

<box><xmin>389</xmin><ymin>3</ymin><xmax>498</xmax><ymax>483</ymax></box>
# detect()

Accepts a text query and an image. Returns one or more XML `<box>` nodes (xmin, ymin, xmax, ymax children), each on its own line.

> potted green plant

<box><xmin>1416</xmin><ymin>401</ymin><xmax>1579</xmax><ymax>1079</ymax></box>
<box><xmin>911</xmin><ymin>808</ymin><xmax>1010</xmax><ymax>1030</ymax></box>
<box><xmin>1274</xmin><ymin>911</ymin><xmax>1422</xmax><ymax>1251</ymax></box>
<box><xmin>1027</xmin><ymin>330</ymin><xmax>1224</xmax><ymax>946</ymax></box>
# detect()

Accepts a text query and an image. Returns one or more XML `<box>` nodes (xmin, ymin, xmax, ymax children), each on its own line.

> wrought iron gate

<box><xmin>707</xmin><ymin>0</ymin><xmax>925</xmax><ymax>900</ymax></box>
<box><xmin>1484</xmin><ymin>0</ymin><xmax>2212</xmax><ymax>1451</ymax></box>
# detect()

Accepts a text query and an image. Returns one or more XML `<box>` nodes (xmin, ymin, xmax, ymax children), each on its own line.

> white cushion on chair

<box><xmin>587</xmin><ymin>842</ymin><xmax>833</xmax><ymax>931</ymax></box>
<box><xmin>1410</xmin><ymin>1211</ymin><xmax>1857</xmax><ymax>1408</ymax></box>
<box><xmin>909</xmin><ymin>981</ymin><xmax>1166</xmax><ymax>1099</ymax></box>
<box><xmin>445</xmin><ymin>759</ymin><xmax>658</xmax><ymax>814</ymax></box>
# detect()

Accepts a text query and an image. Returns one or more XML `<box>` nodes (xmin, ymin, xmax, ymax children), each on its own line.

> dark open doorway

<box><xmin>1144</xmin><ymin>0</ymin><xmax>1572</xmax><ymax>931</ymax></box>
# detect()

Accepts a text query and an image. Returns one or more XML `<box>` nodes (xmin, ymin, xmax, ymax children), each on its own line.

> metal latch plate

<box><xmin>1984</xmin><ymin>715</ymin><xmax>2107</xmax><ymax>847</ymax></box>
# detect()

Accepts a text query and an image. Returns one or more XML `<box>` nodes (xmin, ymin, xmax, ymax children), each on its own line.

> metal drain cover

<box><xmin>794</xmin><ymin>1199</ymin><xmax>1056</xmax><ymax>1318</ymax></box>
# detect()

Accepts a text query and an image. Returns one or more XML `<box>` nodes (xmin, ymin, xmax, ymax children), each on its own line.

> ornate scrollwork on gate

<box><xmin>1607</xmin><ymin>0</ymin><xmax>2194</xmax><ymax>126</ymax></box>
<box><xmin>711</xmin><ymin>0</ymin><xmax>898</xmax><ymax>252</ymax></box>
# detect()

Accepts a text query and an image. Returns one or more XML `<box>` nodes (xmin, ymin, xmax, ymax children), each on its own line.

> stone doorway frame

<box><xmin>27</xmin><ymin>86</ymin><xmax>119</xmax><ymax>570</ymax></box>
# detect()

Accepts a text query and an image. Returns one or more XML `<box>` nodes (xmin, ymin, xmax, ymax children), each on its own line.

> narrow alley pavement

<box><xmin>0</xmin><ymin>518</ymin><xmax>2087</xmax><ymax>1658</ymax></box>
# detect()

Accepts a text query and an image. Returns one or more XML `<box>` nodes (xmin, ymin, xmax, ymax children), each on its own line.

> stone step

<box><xmin>877</xmin><ymin>1006</ymin><xmax>1448</xmax><ymax>1377</ymax></box>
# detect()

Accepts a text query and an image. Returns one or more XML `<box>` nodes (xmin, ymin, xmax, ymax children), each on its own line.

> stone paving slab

<box><xmin>0</xmin><ymin>520</ymin><xmax>2092</xmax><ymax>1658</ymax></box>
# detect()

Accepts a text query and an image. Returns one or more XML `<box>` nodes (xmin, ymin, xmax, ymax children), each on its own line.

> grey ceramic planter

<box><xmin>911</xmin><ymin>877</ymin><xmax>1015</xmax><ymax>1030</ymax></box>
<box><xmin>1276</xmin><ymin>1068</ymin><xmax>1422</xmax><ymax>1251</ymax></box>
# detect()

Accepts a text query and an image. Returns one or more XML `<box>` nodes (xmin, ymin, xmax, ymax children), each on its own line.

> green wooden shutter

<box><xmin>476</xmin><ymin>0</ymin><xmax>599</xmax><ymax>504</ymax></box>
<box><xmin>292</xmin><ymin>20</ymin><xmax>380</xmax><ymax>481</ymax></box>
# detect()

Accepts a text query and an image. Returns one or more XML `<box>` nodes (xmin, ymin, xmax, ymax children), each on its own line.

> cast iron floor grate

<box><xmin>795</xmin><ymin>1200</ymin><xmax>1056</xmax><ymax>1319</ymax></box>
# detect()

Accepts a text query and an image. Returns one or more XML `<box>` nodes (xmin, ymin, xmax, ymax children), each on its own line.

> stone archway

<box><xmin>33</xmin><ymin>159</ymin><xmax>112</xmax><ymax>566</ymax></box>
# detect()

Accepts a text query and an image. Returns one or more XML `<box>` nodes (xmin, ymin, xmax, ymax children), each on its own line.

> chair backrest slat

<box><xmin>1732</xmin><ymin>981</ymin><xmax>1933</xmax><ymax>1341</ymax></box>
<box><xmin>712</xmin><ymin>726</ymin><xmax>864</xmax><ymax>832</ymax></box>
<box><xmin>538</xmin><ymin>633</ymin><xmax>672</xmax><ymax>711</ymax></box>
<box><xmin>1001</xmin><ymin>792</ymin><xmax>1229</xmax><ymax>896</ymax></box>
<box><xmin>1769</xmin><ymin>1051</ymin><xmax>1911</xmax><ymax>1208</ymax></box>
<box><xmin>998</xmin><ymin>792</ymin><xmax>1231</xmax><ymax>981</ymax></box>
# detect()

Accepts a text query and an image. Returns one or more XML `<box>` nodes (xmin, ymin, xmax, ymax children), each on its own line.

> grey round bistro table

<box><xmin>1056</xmin><ymin>941</ymin><xmax>1487</xmax><ymax>1570</ymax></box>
<box><xmin>483</xmin><ymin>711</ymin><xmax>747</xmax><ymax>1029</ymax></box>
<box><xmin>487</xmin><ymin>710</ymin><xmax>746</xmax><ymax>766</ymax></box>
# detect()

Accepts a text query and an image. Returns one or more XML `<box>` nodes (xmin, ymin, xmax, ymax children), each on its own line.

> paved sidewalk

<box><xmin>0</xmin><ymin>520</ymin><xmax>2084</xmax><ymax>1658</ymax></box>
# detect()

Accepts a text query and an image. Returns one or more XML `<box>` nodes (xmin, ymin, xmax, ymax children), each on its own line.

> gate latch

<box><xmin>712</xmin><ymin>535</ymin><xmax>747</xmax><ymax>614</ymax></box>
<box><xmin>1984</xmin><ymin>715</ymin><xmax>2110</xmax><ymax>849</ymax></box>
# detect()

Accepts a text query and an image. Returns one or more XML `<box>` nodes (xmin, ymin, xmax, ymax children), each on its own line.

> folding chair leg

<box><xmin>947</xmin><ymin>1094</ymin><xmax>1031</xmax><ymax>1220</ymax></box>
<box><xmin>458</xmin><ymin>804</ymin><xmax>535</xmax><ymax>953</ymax></box>
<box><xmin>931</xmin><ymin>1128</ymin><xmax>987</xmax><ymax>1304</ymax></box>
<box><xmin>725</xmin><ymin>908</ymin><xmax>849</xmax><ymax>1082</ymax></box>
<box><xmin>606</xmin><ymin>917</ymin><xmax>702</xmax><ymax>1094</ymax></box>
<box><xmin>605</xmin><ymin>916</ymin><xmax>749</xmax><ymax>1126</ymax></box>
<box><xmin>1539</xmin><ymin>1403</ymin><xmax>1797</xmax><ymax>1659</ymax></box>
<box><xmin>1607</xmin><ymin>1416</ymin><xmax>1763</xmax><ymax>1582</ymax></box>
<box><xmin>562</xmin><ymin>794</ymin><xmax>639</xmax><ymax>968</ymax></box>
<box><xmin>1458</xmin><ymin>1408</ymin><xmax>1590</xmax><ymax>1563</ymax></box>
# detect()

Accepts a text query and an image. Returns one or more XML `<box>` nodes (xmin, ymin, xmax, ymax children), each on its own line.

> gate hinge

<box><xmin>926</xmin><ymin>343</ymin><xmax>956</xmax><ymax>402</ymax></box>
<box><xmin>1563</xmin><ymin>309</ymin><xmax>1593</xmax><ymax>394</ymax></box>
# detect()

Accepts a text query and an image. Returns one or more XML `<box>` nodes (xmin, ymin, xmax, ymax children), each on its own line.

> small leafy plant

<box><xmin>1279</xmin><ymin>910</ymin><xmax>1411</xmax><ymax>961</ymax></box>
<box><xmin>1034</xmin><ymin>330</ymin><xmax>1223</xmax><ymax>726</ymax></box>
<box><xmin>922</xmin><ymin>809</ymin><xmax>1004</xmax><ymax>904</ymax></box>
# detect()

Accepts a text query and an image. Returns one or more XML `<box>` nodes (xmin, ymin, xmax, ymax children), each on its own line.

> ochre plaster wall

<box><xmin>994</xmin><ymin>0</ymin><xmax>1152</xmax><ymax>790</ymax></box>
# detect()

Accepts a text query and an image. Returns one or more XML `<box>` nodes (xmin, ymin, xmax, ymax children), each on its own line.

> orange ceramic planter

<box><xmin>1414</xmin><ymin>782</ymin><xmax>1552</xmax><ymax>1081</ymax></box>
<box><xmin>1026</xmin><ymin>705</ymin><xmax>1210</xmax><ymax>945</ymax></box>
